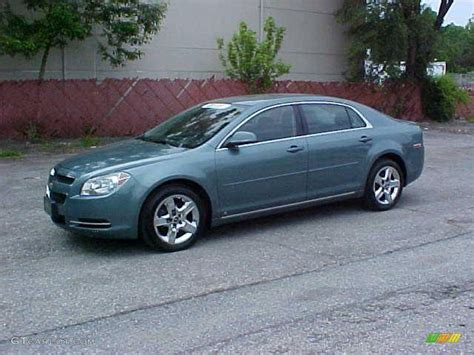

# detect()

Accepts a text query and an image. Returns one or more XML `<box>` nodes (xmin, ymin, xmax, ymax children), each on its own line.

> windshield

<box><xmin>139</xmin><ymin>103</ymin><xmax>245</xmax><ymax>148</ymax></box>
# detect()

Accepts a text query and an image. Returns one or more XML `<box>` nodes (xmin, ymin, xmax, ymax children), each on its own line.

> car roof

<box><xmin>207</xmin><ymin>94</ymin><xmax>398</xmax><ymax>129</ymax></box>
<box><xmin>209</xmin><ymin>94</ymin><xmax>359</xmax><ymax>108</ymax></box>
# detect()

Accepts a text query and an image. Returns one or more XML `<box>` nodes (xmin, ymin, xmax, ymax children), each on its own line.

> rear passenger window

<box><xmin>237</xmin><ymin>106</ymin><xmax>297</xmax><ymax>142</ymax></box>
<box><xmin>300</xmin><ymin>104</ymin><xmax>351</xmax><ymax>134</ymax></box>
<box><xmin>346</xmin><ymin>108</ymin><xmax>366</xmax><ymax>128</ymax></box>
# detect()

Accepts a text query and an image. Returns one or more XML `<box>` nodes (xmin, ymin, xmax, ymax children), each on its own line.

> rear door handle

<box><xmin>287</xmin><ymin>145</ymin><xmax>305</xmax><ymax>153</ymax></box>
<box><xmin>359</xmin><ymin>136</ymin><xmax>372</xmax><ymax>143</ymax></box>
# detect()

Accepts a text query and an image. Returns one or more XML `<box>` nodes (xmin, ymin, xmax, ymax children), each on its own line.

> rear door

<box><xmin>298</xmin><ymin>103</ymin><xmax>372</xmax><ymax>199</ymax></box>
<box><xmin>215</xmin><ymin>105</ymin><xmax>308</xmax><ymax>217</ymax></box>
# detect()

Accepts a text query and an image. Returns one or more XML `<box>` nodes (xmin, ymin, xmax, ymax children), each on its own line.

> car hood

<box><xmin>58</xmin><ymin>139</ymin><xmax>187</xmax><ymax>176</ymax></box>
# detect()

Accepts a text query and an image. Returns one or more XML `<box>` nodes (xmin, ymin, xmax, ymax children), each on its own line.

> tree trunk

<box><xmin>405</xmin><ymin>39</ymin><xmax>418</xmax><ymax>80</ymax></box>
<box><xmin>434</xmin><ymin>0</ymin><xmax>454</xmax><ymax>30</ymax></box>
<box><xmin>404</xmin><ymin>0</ymin><xmax>455</xmax><ymax>81</ymax></box>
<box><xmin>401</xmin><ymin>0</ymin><xmax>423</xmax><ymax>81</ymax></box>
<box><xmin>38</xmin><ymin>44</ymin><xmax>51</xmax><ymax>81</ymax></box>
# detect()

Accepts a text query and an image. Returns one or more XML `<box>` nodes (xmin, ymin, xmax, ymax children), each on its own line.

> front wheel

<box><xmin>364</xmin><ymin>159</ymin><xmax>404</xmax><ymax>211</ymax></box>
<box><xmin>141</xmin><ymin>185</ymin><xmax>207</xmax><ymax>252</ymax></box>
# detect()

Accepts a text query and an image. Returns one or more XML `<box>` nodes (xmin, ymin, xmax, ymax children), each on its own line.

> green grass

<box><xmin>80</xmin><ymin>136</ymin><xmax>101</xmax><ymax>148</ymax></box>
<box><xmin>466</xmin><ymin>115</ymin><xmax>474</xmax><ymax>123</ymax></box>
<box><xmin>0</xmin><ymin>137</ymin><xmax>121</xmax><ymax>157</ymax></box>
<box><xmin>0</xmin><ymin>150</ymin><xmax>23</xmax><ymax>158</ymax></box>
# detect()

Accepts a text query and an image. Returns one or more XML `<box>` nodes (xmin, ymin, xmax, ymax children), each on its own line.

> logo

<box><xmin>426</xmin><ymin>333</ymin><xmax>462</xmax><ymax>344</ymax></box>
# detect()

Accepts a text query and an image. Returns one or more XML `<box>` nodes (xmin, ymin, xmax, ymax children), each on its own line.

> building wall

<box><xmin>0</xmin><ymin>0</ymin><xmax>349</xmax><ymax>81</ymax></box>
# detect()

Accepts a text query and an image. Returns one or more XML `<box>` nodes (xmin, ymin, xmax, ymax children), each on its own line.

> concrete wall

<box><xmin>0</xmin><ymin>0</ymin><xmax>349</xmax><ymax>81</ymax></box>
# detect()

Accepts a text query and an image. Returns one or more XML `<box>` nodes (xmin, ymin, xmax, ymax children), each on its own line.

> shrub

<box><xmin>422</xmin><ymin>75</ymin><xmax>469</xmax><ymax>122</ymax></box>
<box><xmin>81</xmin><ymin>135</ymin><xmax>100</xmax><ymax>148</ymax></box>
<box><xmin>217</xmin><ymin>17</ymin><xmax>291</xmax><ymax>93</ymax></box>
<box><xmin>21</xmin><ymin>121</ymin><xmax>43</xmax><ymax>141</ymax></box>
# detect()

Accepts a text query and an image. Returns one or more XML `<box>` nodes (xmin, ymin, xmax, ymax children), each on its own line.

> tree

<box><xmin>217</xmin><ymin>17</ymin><xmax>291</xmax><ymax>93</ymax></box>
<box><xmin>336</xmin><ymin>0</ymin><xmax>456</xmax><ymax>82</ymax></box>
<box><xmin>0</xmin><ymin>0</ymin><xmax>167</xmax><ymax>80</ymax></box>
<box><xmin>435</xmin><ymin>23</ymin><xmax>474</xmax><ymax>73</ymax></box>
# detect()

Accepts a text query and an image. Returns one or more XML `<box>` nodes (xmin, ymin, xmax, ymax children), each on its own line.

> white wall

<box><xmin>0</xmin><ymin>0</ymin><xmax>349</xmax><ymax>81</ymax></box>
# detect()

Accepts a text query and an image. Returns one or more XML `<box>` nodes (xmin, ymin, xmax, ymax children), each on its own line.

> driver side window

<box><xmin>237</xmin><ymin>106</ymin><xmax>297</xmax><ymax>142</ymax></box>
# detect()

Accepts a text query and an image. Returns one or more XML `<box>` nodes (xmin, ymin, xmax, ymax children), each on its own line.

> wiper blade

<box><xmin>138</xmin><ymin>136</ymin><xmax>178</xmax><ymax>147</ymax></box>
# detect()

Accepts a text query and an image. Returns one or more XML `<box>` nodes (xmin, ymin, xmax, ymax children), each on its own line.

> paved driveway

<box><xmin>0</xmin><ymin>131</ymin><xmax>473</xmax><ymax>353</ymax></box>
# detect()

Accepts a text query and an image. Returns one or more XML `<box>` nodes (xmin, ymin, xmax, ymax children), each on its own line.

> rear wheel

<box><xmin>364</xmin><ymin>159</ymin><xmax>403</xmax><ymax>211</ymax></box>
<box><xmin>141</xmin><ymin>185</ymin><xmax>207</xmax><ymax>251</ymax></box>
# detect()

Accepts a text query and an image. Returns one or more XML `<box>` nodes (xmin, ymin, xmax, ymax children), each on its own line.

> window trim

<box><xmin>298</xmin><ymin>103</ymin><xmax>364</xmax><ymax>135</ymax></box>
<box><xmin>216</xmin><ymin>101</ymin><xmax>373</xmax><ymax>151</ymax></box>
<box><xmin>345</xmin><ymin>107</ymin><xmax>367</xmax><ymax>129</ymax></box>
<box><xmin>228</xmin><ymin>105</ymin><xmax>301</xmax><ymax>145</ymax></box>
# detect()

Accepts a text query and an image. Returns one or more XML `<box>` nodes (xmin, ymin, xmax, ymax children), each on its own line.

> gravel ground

<box><xmin>419</xmin><ymin>119</ymin><xmax>474</xmax><ymax>135</ymax></box>
<box><xmin>0</xmin><ymin>130</ymin><xmax>472</xmax><ymax>353</ymax></box>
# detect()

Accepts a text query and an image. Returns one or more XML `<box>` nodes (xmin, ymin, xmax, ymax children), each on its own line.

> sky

<box><xmin>423</xmin><ymin>0</ymin><xmax>473</xmax><ymax>26</ymax></box>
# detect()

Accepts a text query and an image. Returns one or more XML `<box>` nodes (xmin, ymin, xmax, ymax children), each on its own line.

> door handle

<box><xmin>287</xmin><ymin>145</ymin><xmax>305</xmax><ymax>153</ymax></box>
<box><xmin>359</xmin><ymin>136</ymin><xmax>372</xmax><ymax>143</ymax></box>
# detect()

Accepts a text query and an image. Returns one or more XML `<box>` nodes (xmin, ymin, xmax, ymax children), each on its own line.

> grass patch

<box><xmin>0</xmin><ymin>150</ymin><xmax>23</xmax><ymax>158</ymax></box>
<box><xmin>0</xmin><ymin>137</ymin><xmax>123</xmax><ymax>157</ymax></box>
<box><xmin>466</xmin><ymin>115</ymin><xmax>474</xmax><ymax>123</ymax></box>
<box><xmin>80</xmin><ymin>136</ymin><xmax>101</xmax><ymax>148</ymax></box>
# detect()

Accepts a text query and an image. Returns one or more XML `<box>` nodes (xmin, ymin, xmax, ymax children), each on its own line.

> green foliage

<box><xmin>0</xmin><ymin>150</ymin><xmax>23</xmax><ymax>158</ymax></box>
<box><xmin>81</xmin><ymin>135</ymin><xmax>100</xmax><ymax>148</ymax></box>
<box><xmin>86</xmin><ymin>0</ymin><xmax>167</xmax><ymax>67</ymax></box>
<box><xmin>217</xmin><ymin>17</ymin><xmax>291</xmax><ymax>93</ymax></box>
<box><xmin>422</xmin><ymin>75</ymin><xmax>469</xmax><ymax>121</ymax></box>
<box><xmin>336</xmin><ymin>0</ymin><xmax>447</xmax><ymax>82</ymax></box>
<box><xmin>434</xmin><ymin>23</ymin><xmax>474</xmax><ymax>73</ymax></box>
<box><xmin>0</xmin><ymin>7</ymin><xmax>40</xmax><ymax>57</ymax></box>
<box><xmin>24</xmin><ymin>121</ymin><xmax>43</xmax><ymax>141</ymax></box>
<box><xmin>337</xmin><ymin>0</ymin><xmax>402</xmax><ymax>81</ymax></box>
<box><xmin>0</xmin><ymin>0</ymin><xmax>167</xmax><ymax>80</ymax></box>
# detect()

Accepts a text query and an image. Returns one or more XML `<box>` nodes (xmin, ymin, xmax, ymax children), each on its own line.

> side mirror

<box><xmin>225</xmin><ymin>131</ymin><xmax>258</xmax><ymax>149</ymax></box>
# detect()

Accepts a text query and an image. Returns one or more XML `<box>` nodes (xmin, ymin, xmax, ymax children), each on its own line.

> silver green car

<box><xmin>44</xmin><ymin>94</ymin><xmax>424</xmax><ymax>251</ymax></box>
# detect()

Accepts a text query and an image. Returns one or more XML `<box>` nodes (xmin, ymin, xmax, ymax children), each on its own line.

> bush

<box><xmin>422</xmin><ymin>75</ymin><xmax>469</xmax><ymax>122</ymax></box>
<box><xmin>217</xmin><ymin>17</ymin><xmax>291</xmax><ymax>93</ymax></box>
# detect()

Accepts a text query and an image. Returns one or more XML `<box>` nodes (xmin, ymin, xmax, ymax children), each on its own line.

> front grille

<box><xmin>54</xmin><ymin>173</ymin><xmax>75</xmax><ymax>185</ymax></box>
<box><xmin>50</xmin><ymin>191</ymin><xmax>67</xmax><ymax>204</ymax></box>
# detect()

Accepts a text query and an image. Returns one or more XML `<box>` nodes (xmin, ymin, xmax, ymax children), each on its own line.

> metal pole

<box><xmin>259</xmin><ymin>0</ymin><xmax>264</xmax><ymax>42</ymax></box>
<box><xmin>61</xmin><ymin>46</ymin><xmax>66</xmax><ymax>81</ymax></box>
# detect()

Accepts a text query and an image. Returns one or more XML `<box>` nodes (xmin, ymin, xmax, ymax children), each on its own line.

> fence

<box><xmin>0</xmin><ymin>78</ymin><xmax>426</xmax><ymax>139</ymax></box>
<box><xmin>451</xmin><ymin>73</ymin><xmax>474</xmax><ymax>89</ymax></box>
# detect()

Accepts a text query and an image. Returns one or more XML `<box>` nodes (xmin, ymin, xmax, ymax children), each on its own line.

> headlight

<box><xmin>50</xmin><ymin>168</ymin><xmax>55</xmax><ymax>176</ymax></box>
<box><xmin>81</xmin><ymin>172</ymin><xmax>130</xmax><ymax>196</ymax></box>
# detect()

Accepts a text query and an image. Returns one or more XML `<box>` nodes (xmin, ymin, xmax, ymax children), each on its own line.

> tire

<box><xmin>363</xmin><ymin>159</ymin><xmax>404</xmax><ymax>211</ymax></box>
<box><xmin>141</xmin><ymin>185</ymin><xmax>208</xmax><ymax>252</ymax></box>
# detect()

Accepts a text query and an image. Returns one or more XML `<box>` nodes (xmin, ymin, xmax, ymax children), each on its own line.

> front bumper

<box><xmin>44</xmin><ymin>169</ymin><xmax>139</xmax><ymax>239</ymax></box>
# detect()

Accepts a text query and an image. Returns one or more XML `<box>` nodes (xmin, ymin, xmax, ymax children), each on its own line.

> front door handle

<box><xmin>359</xmin><ymin>136</ymin><xmax>372</xmax><ymax>143</ymax></box>
<box><xmin>287</xmin><ymin>145</ymin><xmax>305</xmax><ymax>153</ymax></box>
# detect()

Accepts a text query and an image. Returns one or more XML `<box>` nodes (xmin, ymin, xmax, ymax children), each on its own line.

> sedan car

<box><xmin>44</xmin><ymin>94</ymin><xmax>424</xmax><ymax>251</ymax></box>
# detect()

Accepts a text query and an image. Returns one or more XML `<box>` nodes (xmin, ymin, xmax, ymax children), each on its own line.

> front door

<box><xmin>216</xmin><ymin>105</ymin><xmax>308</xmax><ymax>217</ymax></box>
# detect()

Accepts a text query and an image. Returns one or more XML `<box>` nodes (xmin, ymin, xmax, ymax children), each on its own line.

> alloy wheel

<box><xmin>372</xmin><ymin>166</ymin><xmax>401</xmax><ymax>205</ymax></box>
<box><xmin>153</xmin><ymin>194</ymin><xmax>200</xmax><ymax>245</ymax></box>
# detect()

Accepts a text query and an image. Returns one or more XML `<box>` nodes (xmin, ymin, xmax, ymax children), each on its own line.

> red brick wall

<box><xmin>0</xmin><ymin>79</ymin><xmax>426</xmax><ymax>139</ymax></box>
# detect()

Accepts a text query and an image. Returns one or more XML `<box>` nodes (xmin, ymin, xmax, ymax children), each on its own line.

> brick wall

<box><xmin>0</xmin><ymin>79</ymin><xmax>426</xmax><ymax>139</ymax></box>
